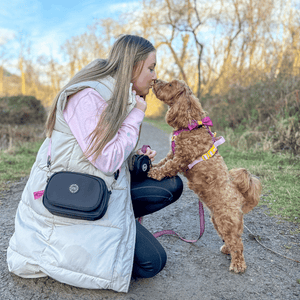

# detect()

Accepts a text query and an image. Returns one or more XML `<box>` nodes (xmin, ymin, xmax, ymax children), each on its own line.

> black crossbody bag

<box><xmin>43</xmin><ymin>140</ymin><xmax>151</xmax><ymax>219</ymax></box>
<box><xmin>42</xmin><ymin>139</ymin><xmax>113</xmax><ymax>221</ymax></box>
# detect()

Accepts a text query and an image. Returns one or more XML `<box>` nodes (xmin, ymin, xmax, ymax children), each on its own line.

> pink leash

<box><xmin>139</xmin><ymin>200</ymin><xmax>205</xmax><ymax>243</ymax></box>
<box><xmin>139</xmin><ymin>144</ymin><xmax>205</xmax><ymax>243</ymax></box>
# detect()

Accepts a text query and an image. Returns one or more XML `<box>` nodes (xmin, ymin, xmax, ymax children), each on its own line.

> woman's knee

<box><xmin>133</xmin><ymin>221</ymin><xmax>167</xmax><ymax>278</ymax></box>
<box><xmin>149</xmin><ymin>247</ymin><xmax>167</xmax><ymax>277</ymax></box>
<box><xmin>173</xmin><ymin>175</ymin><xmax>184</xmax><ymax>200</ymax></box>
<box><xmin>133</xmin><ymin>247</ymin><xmax>167</xmax><ymax>278</ymax></box>
<box><xmin>165</xmin><ymin>175</ymin><xmax>183</xmax><ymax>201</ymax></box>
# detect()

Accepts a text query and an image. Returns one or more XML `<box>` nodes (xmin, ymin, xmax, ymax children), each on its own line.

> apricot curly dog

<box><xmin>148</xmin><ymin>79</ymin><xmax>262</xmax><ymax>273</ymax></box>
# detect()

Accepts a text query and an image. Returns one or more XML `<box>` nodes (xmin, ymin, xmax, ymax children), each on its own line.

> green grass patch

<box><xmin>144</xmin><ymin>119</ymin><xmax>300</xmax><ymax>224</ymax></box>
<box><xmin>218</xmin><ymin>144</ymin><xmax>300</xmax><ymax>223</ymax></box>
<box><xmin>0</xmin><ymin>140</ymin><xmax>43</xmax><ymax>192</ymax></box>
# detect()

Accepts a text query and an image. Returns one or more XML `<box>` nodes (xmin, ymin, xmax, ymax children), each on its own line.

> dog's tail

<box><xmin>229</xmin><ymin>168</ymin><xmax>262</xmax><ymax>214</ymax></box>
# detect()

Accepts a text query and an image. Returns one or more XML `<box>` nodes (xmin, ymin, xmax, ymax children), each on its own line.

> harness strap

<box><xmin>172</xmin><ymin>118</ymin><xmax>213</xmax><ymax>154</ymax></box>
<box><xmin>188</xmin><ymin>136</ymin><xmax>226</xmax><ymax>169</ymax></box>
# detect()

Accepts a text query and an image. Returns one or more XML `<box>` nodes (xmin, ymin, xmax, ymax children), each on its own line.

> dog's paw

<box><xmin>148</xmin><ymin>168</ymin><xmax>164</xmax><ymax>181</ymax></box>
<box><xmin>229</xmin><ymin>261</ymin><xmax>247</xmax><ymax>274</ymax></box>
<box><xmin>220</xmin><ymin>245</ymin><xmax>230</xmax><ymax>255</ymax></box>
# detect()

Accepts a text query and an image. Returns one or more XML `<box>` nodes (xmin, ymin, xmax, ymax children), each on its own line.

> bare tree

<box><xmin>0</xmin><ymin>44</ymin><xmax>9</xmax><ymax>95</ymax></box>
<box><xmin>61</xmin><ymin>26</ymin><xmax>108</xmax><ymax>80</ymax></box>
<box><xmin>162</xmin><ymin>0</ymin><xmax>208</xmax><ymax>97</ymax></box>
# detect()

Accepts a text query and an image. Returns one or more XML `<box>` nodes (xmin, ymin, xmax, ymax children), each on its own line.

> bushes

<box><xmin>203</xmin><ymin>75</ymin><xmax>300</xmax><ymax>155</ymax></box>
<box><xmin>270</xmin><ymin>115</ymin><xmax>300</xmax><ymax>154</ymax></box>
<box><xmin>0</xmin><ymin>95</ymin><xmax>46</xmax><ymax>151</ymax></box>
<box><xmin>204</xmin><ymin>76</ymin><xmax>300</xmax><ymax>129</ymax></box>
<box><xmin>0</xmin><ymin>124</ymin><xmax>45</xmax><ymax>151</ymax></box>
<box><xmin>0</xmin><ymin>95</ymin><xmax>46</xmax><ymax>125</ymax></box>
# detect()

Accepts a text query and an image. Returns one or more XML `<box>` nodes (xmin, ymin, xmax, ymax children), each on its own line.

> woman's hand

<box><xmin>137</xmin><ymin>147</ymin><xmax>157</xmax><ymax>162</ymax></box>
<box><xmin>133</xmin><ymin>90</ymin><xmax>147</xmax><ymax>112</ymax></box>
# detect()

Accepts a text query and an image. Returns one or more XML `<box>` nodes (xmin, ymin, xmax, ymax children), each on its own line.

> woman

<box><xmin>7</xmin><ymin>34</ymin><xmax>183</xmax><ymax>293</ymax></box>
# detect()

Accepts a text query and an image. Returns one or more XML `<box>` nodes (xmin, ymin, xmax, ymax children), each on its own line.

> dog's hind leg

<box><xmin>211</xmin><ymin>216</ymin><xmax>231</xmax><ymax>255</ymax></box>
<box><xmin>214</xmin><ymin>210</ymin><xmax>247</xmax><ymax>273</ymax></box>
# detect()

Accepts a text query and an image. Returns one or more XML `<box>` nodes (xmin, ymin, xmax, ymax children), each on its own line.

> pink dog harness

<box><xmin>171</xmin><ymin>116</ymin><xmax>225</xmax><ymax>169</ymax></box>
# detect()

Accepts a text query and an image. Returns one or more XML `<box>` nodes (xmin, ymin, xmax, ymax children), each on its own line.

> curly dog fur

<box><xmin>148</xmin><ymin>79</ymin><xmax>262</xmax><ymax>273</ymax></box>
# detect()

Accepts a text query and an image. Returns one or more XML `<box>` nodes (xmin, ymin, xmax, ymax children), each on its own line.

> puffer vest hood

<box><xmin>7</xmin><ymin>77</ymin><xmax>138</xmax><ymax>293</ymax></box>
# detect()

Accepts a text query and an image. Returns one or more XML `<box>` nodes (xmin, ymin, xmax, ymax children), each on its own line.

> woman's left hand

<box><xmin>137</xmin><ymin>147</ymin><xmax>157</xmax><ymax>162</ymax></box>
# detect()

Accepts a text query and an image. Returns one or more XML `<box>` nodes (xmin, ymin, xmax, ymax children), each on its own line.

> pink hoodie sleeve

<box><xmin>63</xmin><ymin>88</ymin><xmax>144</xmax><ymax>174</ymax></box>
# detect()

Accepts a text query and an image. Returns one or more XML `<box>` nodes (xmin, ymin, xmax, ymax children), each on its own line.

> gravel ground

<box><xmin>0</xmin><ymin>122</ymin><xmax>299</xmax><ymax>300</ymax></box>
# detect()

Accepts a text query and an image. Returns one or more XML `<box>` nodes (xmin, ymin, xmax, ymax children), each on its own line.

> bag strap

<box><xmin>46</xmin><ymin>138</ymin><xmax>119</xmax><ymax>180</ymax></box>
<box><xmin>34</xmin><ymin>138</ymin><xmax>117</xmax><ymax>200</ymax></box>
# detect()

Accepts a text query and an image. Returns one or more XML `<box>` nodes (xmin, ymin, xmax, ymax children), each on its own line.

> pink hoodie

<box><xmin>63</xmin><ymin>88</ymin><xmax>144</xmax><ymax>174</ymax></box>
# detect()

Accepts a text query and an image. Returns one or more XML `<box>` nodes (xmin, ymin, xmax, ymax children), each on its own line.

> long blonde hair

<box><xmin>45</xmin><ymin>34</ymin><xmax>155</xmax><ymax>161</ymax></box>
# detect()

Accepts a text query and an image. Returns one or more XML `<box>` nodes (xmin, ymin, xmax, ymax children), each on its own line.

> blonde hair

<box><xmin>45</xmin><ymin>34</ymin><xmax>155</xmax><ymax>161</ymax></box>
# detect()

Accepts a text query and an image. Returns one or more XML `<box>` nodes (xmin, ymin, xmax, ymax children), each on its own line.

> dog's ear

<box><xmin>170</xmin><ymin>80</ymin><xmax>186</xmax><ymax>100</ymax></box>
<box><xmin>184</xmin><ymin>88</ymin><xmax>205</xmax><ymax>123</ymax></box>
<box><xmin>184</xmin><ymin>85</ymin><xmax>193</xmax><ymax>98</ymax></box>
<box><xmin>167</xmin><ymin>90</ymin><xmax>196</xmax><ymax>129</ymax></box>
<box><xmin>165</xmin><ymin>80</ymin><xmax>205</xmax><ymax>129</ymax></box>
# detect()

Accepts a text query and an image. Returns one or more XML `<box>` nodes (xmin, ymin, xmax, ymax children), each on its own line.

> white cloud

<box><xmin>31</xmin><ymin>30</ymin><xmax>65</xmax><ymax>61</ymax></box>
<box><xmin>108</xmin><ymin>1</ymin><xmax>140</xmax><ymax>13</ymax></box>
<box><xmin>0</xmin><ymin>28</ymin><xmax>16</xmax><ymax>45</ymax></box>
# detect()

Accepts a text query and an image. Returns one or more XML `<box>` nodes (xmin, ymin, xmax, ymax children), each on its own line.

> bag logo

<box><xmin>142</xmin><ymin>163</ymin><xmax>148</xmax><ymax>172</ymax></box>
<box><xmin>69</xmin><ymin>184</ymin><xmax>79</xmax><ymax>194</ymax></box>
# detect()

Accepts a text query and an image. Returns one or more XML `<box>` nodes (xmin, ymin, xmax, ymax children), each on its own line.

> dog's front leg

<box><xmin>152</xmin><ymin>150</ymin><xmax>174</xmax><ymax>168</ymax></box>
<box><xmin>148</xmin><ymin>156</ymin><xmax>186</xmax><ymax>181</ymax></box>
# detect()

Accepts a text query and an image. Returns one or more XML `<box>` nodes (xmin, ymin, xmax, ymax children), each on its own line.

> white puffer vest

<box><xmin>7</xmin><ymin>77</ymin><xmax>138</xmax><ymax>293</ymax></box>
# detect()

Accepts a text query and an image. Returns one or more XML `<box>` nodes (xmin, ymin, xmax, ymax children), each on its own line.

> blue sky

<box><xmin>0</xmin><ymin>0</ymin><xmax>139</xmax><ymax>64</ymax></box>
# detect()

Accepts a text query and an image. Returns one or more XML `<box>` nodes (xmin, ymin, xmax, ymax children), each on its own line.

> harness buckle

<box><xmin>202</xmin><ymin>145</ymin><xmax>217</xmax><ymax>161</ymax></box>
<box><xmin>208</xmin><ymin>145</ymin><xmax>217</xmax><ymax>157</ymax></box>
<box><xmin>202</xmin><ymin>154</ymin><xmax>209</xmax><ymax>161</ymax></box>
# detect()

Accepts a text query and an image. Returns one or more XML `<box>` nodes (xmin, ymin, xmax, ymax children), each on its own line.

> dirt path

<box><xmin>0</xmin><ymin>122</ymin><xmax>299</xmax><ymax>300</ymax></box>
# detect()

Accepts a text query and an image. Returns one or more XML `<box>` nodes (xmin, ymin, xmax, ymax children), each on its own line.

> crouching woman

<box><xmin>7</xmin><ymin>34</ymin><xmax>183</xmax><ymax>293</ymax></box>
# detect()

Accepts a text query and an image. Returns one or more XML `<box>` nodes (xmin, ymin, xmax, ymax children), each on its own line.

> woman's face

<box><xmin>132</xmin><ymin>51</ymin><xmax>157</xmax><ymax>97</ymax></box>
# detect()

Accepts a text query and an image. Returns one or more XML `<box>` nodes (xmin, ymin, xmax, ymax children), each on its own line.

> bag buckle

<box><xmin>47</xmin><ymin>155</ymin><xmax>51</xmax><ymax>168</ymax></box>
<box><xmin>114</xmin><ymin>169</ymin><xmax>120</xmax><ymax>180</ymax></box>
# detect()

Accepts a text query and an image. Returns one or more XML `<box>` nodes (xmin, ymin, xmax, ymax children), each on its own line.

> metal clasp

<box><xmin>46</xmin><ymin>155</ymin><xmax>52</xmax><ymax>181</ymax></box>
<box><xmin>47</xmin><ymin>155</ymin><xmax>51</xmax><ymax>168</ymax></box>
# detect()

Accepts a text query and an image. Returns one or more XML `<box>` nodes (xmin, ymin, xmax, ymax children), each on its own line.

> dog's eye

<box><xmin>169</xmin><ymin>84</ymin><xmax>172</xmax><ymax>87</ymax></box>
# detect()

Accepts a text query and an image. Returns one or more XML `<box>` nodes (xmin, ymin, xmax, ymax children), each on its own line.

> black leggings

<box><xmin>131</xmin><ymin>176</ymin><xmax>183</xmax><ymax>278</ymax></box>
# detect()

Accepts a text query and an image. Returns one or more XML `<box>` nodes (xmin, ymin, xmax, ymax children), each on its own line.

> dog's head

<box><xmin>152</xmin><ymin>79</ymin><xmax>205</xmax><ymax>130</ymax></box>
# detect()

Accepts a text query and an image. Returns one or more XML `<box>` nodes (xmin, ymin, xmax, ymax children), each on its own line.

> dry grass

<box><xmin>0</xmin><ymin>124</ymin><xmax>45</xmax><ymax>193</ymax></box>
<box><xmin>0</xmin><ymin>124</ymin><xmax>45</xmax><ymax>151</ymax></box>
<box><xmin>203</xmin><ymin>75</ymin><xmax>300</xmax><ymax>155</ymax></box>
